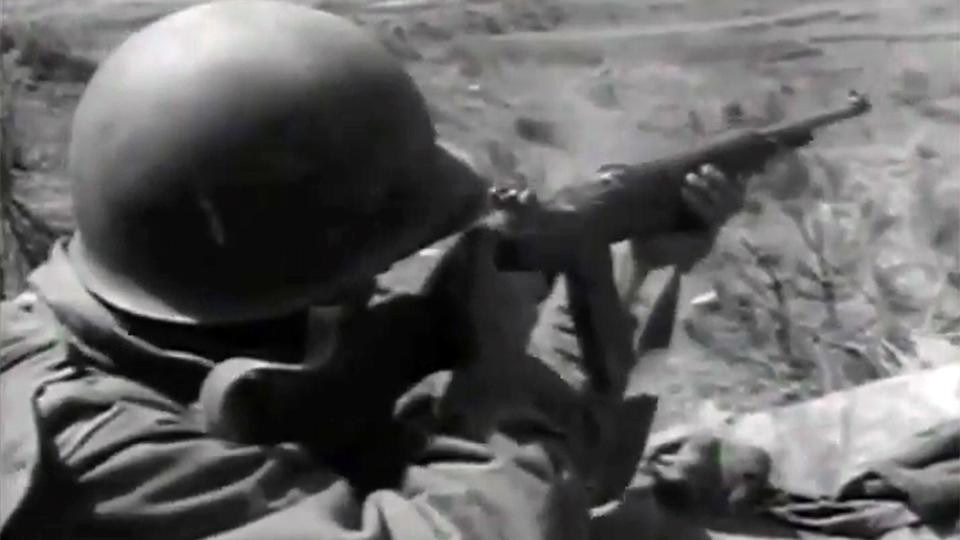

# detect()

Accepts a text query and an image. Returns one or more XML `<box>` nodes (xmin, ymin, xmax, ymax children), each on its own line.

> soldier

<box><xmin>0</xmin><ymin>1</ymin><xmax>744</xmax><ymax>538</ymax></box>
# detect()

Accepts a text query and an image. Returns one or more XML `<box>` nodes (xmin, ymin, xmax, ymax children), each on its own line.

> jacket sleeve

<box><xmin>33</xmin><ymin>369</ymin><xmax>589</xmax><ymax>540</ymax></box>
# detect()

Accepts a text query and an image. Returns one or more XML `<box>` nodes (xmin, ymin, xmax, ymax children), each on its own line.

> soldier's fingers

<box><xmin>684</xmin><ymin>171</ymin><xmax>701</xmax><ymax>187</ymax></box>
<box><xmin>699</xmin><ymin>164</ymin><xmax>745</xmax><ymax>215</ymax></box>
<box><xmin>699</xmin><ymin>163</ymin><xmax>738</xmax><ymax>195</ymax></box>
<box><xmin>684</xmin><ymin>171</ymin><xmax>716</xmax><ymax>199</ymax></box>
<box><xmin>699</xmin><ymin>163</ymin><xmax>726</xmax><ymax>182</ymax></box>
<box><xmin>701</xmin><ymin>163</ymin><xmax>749</xmax><ymax>192</ymax></box>
<box><xmin>682</xmin><ymin>183</ymin><xmax>723</xmax><ymax>225</ymax></box>
<box><xmin>688</xmin><ymin>168</ymin><xmax>725</xmax><ymax>209</ymax></box>
<box><xmin>687</xmin><ymin>165</ymin><xmax>747</xmax><ymax>222</ymax></box>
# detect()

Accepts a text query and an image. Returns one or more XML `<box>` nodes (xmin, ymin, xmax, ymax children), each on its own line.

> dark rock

<box><xmin>687</xmin><ymin>110</ymin><xmax>706</xmax><ymax>137</ymax></box>
<box><xmin>585</xmin><ymin>79</ymin><xmax>620</xmax><ymax>110</ymax></box>
<box><xmin>514</xmin><ymin>116</ymin><xmax>561</xmax><ymax>147</ymax></box>
<box><xmin>891</xmin><ymin>68</ymin><xmax>931</xmax><ymax>106</ymax></box>
<box><xmin>723</xmin><ymin>102</ymin><xmax>746</xmax><ymax>128</ymax></box>
<box><xmin>376</xmin><ymin>22</ymin><xmax>423</xmax><ymax>62</ymax></box>
<box><xmin>410</xmin><ymin>20</ymin><xmax>454</xmax><ymax>41</ymax></box>
<box><xmin>447</xmin><ymin>46</ymin><xmax>484</xmax><ymax>78</ymax></box>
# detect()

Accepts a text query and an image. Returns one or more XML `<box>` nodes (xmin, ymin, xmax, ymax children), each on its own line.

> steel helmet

<box><xmin>67</xmin><ymin>0</ymin><xmax>488</xmax><ymax>324</ymax></box>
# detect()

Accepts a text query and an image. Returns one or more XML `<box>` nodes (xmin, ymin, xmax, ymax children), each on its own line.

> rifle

<box><xmin>493</xmin><ymin>91</ymin><xmax>871</xmax><ymax>268</ymax></box>
<box><xmin>491</xmin><ymin>91</ymin><xmax>872</xmax><ymax>392</ymax></box>
<box><xmin>488</xmin><ymin>91</ymin><xmax>871</xmax><ymax>502</ymax></box>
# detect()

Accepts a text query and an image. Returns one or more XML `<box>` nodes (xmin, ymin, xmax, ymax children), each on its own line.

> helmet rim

<box><xmin>69</xmin><ymin>143</ymin><xmax>489</xmax><ymax>325</ymax></box>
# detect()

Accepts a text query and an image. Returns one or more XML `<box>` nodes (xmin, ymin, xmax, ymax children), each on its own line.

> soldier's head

<box><xmin>66</xmin><ymin>0</ymin><xmax>487</xmax><ymax>325</ymax></box>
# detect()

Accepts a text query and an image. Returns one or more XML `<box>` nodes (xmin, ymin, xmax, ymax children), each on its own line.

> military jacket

<box><xmin>0</xmin><ymin>242</ymin><xmax>592</xmax><ymax>539</ymax></box>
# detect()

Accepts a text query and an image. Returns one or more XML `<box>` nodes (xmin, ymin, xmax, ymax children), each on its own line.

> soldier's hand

<box><xmin>681</xmin><ymin>163</ymin><xmax>746</xmax><ymax>227</ymax></box>
<box><xmin>631</xmin><ymin>163</ymin><xmax>745</xmax><ymax>271</ymax></box>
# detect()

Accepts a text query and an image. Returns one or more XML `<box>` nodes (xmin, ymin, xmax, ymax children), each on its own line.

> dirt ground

<box><xmin>2</xmin><ymin>0</ymin><xmax>959</xmax><ymax>429</ymax></box>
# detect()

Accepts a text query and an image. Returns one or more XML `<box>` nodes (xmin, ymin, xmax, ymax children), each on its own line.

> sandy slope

<box><xmin>3</xmin><ymin>0</ymin><xmax>959</xmax><ymax>426</ymax></box>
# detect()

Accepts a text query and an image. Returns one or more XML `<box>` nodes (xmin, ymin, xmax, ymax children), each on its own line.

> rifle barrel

<box><xmin>763</xmin><ymin>90</ymin><xmax>871</xmax><ymax>139</ymax></box>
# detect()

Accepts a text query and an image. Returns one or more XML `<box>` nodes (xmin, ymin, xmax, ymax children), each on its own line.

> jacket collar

<box><xmin>28</xmin><ymin>240</ymin><xmax>306</xmax><ymax>402</ymax></box>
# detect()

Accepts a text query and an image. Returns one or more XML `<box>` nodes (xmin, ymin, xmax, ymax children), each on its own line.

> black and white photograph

<box><xmin>1</xmin><ymin>0</ymin><xmax>958</xmax><ymax>538</ymax></box>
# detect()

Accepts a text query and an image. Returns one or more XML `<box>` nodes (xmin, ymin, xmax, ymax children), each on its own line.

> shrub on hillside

<box><xmin>684</xmin><ymin>141</ymin><xmax>959</xmax><ymax>401</ymax></box>
<box><xmin>1</xmin><ymin>44</ymin><xmax>68</xmax><ymax>296</ymax></box>
<box><xmin>0</xmin><ymin>22</ymin><xmax>96</xmax><ymax>83</ymax></box>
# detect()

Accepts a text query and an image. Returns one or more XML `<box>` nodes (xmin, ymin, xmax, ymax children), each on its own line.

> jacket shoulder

<box><xmin>1</xmin><ymin>292</ymin><xmax>66</xmax><ymax>374</ymax></box>
<box><xmin>0</xmin><ymin>291</ymin><xmax>73</xmax><ymax>537</ymax></box>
